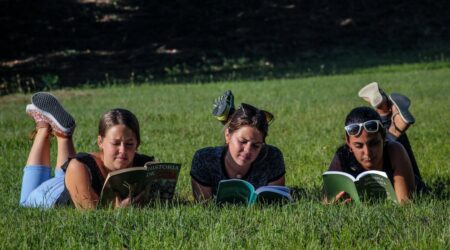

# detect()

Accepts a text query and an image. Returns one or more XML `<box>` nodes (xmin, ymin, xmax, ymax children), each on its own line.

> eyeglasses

<box><xmin>344</xmin><ymin>120</ymin><xmax>383</xmax><ymax>136</ymax></box>
<box><xmin>239</xmin><ymin>103</ymin><xmax>274</xmax><ymax>124</ymax></box>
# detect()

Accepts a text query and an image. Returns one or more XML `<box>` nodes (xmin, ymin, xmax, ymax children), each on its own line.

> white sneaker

<box><xmin>30</xmin><ymin>92</ymin><xmax>76</xmax><ymax>136</ymax></box>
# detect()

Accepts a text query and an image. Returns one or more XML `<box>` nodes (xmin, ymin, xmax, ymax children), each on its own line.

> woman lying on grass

<box><xmin>190</xmin><ymin>90</ymin><xmax>286</xmax><ymax>201</ymax></box>
<box><xmin>20</xmin><ymin>92</ymin><xmax>153</xmax><ymax>209</ymax></box>
<box><xmin>358</xmin><ymin>82</ymin><xmax>426</xmax><ymax>192</ymax></box>
<box><xmin>328</xmin><ymin>106</ymin><xmax>423</xmax><ymax>204</ymax></box>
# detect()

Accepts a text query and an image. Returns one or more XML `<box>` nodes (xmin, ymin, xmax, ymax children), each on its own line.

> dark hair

<box><xmin>344</xmin><ymin>106</ymin><xmax>386</xmax><ymax>138</ymax></box>
<box><xmin>225</xmin><ymin>103</ymin><xmax>270</xmax><ymax>141</ymax></box>
<box><xmin>98</xmin><ymin>108</ymin><xmax>141</xmax><ymax>146</ymax></box>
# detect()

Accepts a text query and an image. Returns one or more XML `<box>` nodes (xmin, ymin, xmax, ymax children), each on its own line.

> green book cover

<box><xmin>215</xmin><ymin>179</ymin><xmax>292</xmax><ymax>206</ymax></box>
<box><xmin>99</xmin><ymin>162</ymin><xmax>181</xmax><ymax>206</ymax></box>
<box><xmin>322</xmin><ymin>170</ymin><xmax>397</xmax><ymax>203</ymax></box>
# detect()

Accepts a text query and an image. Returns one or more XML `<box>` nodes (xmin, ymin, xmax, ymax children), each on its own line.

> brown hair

<box><xmin>98</xmin><ymin>108</ymin><xmax>141</xmax><ymax>146</ymax></box>
<box><xmin>225</xmin><ymin>103</ymin><xmax>270</xmax><ymax>142</ymax></box>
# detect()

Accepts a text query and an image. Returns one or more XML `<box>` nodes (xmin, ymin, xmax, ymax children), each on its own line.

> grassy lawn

<box><xmin>0</xmin><ymin>64</ymin><xmax>449</xmax><ymax>249</ymax></box>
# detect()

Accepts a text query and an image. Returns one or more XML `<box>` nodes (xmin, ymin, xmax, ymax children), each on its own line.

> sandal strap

<box><xmin>28</xmin><ymin>129</ymin><xmax>37</xmax><ymax>140</ymax></box>
<box><xmin>28</xmin><ymin>126</ymin><xmax>51</xmax><ymax>140</ymax></box>
<box><xmin>53</xmin><ymin>130</ymin><xmax>72</xmax><ymax>138</ymax></box>
<box><xmin>392</xmin><ymin>113</ymin><xmax>406</xmax><ymax>134</ymax></box>
<box><xmin>35</xmin><ymin>121</ymin><xmax>50</xmax><ymax>129</ymax></box>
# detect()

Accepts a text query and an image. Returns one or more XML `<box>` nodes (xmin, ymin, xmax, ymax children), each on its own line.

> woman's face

<box><xmin>346</xmin><ymin>130</ymin><xmax>384</xmax><ymax>171</ymax></box>
<box><xmin>98</xmin><ymin>124</ymin><xmax>138</xmax><ymax>171</ymax></box>
<box><xmin>225</xmin><ymin>125</ymin><xmax>264</xmax><ymax>169</ymax></box>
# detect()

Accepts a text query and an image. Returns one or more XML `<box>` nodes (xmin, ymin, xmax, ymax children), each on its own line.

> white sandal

<box><xmin>358</xmin><ymin>82</ymin><xmax>387</xmax><ymax>108</ymax></box>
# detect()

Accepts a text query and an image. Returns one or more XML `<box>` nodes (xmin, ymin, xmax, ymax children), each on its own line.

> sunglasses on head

<box><xmin>344</xmin><ymin>120</ymin><xmax>383</xmax><ymax>136</ymax></box>
<box><xmin>239</xmin><ymin>103</ymin><xmax>274</xmax><ymax>124</ymax></box>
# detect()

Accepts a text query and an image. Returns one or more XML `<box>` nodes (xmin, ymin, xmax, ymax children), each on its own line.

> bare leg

<box><xmin>26</xmin><ymin>126</ymin><xmax>52</xmax><ymax>167</ymax></box>
<box><xmin>375</xmin><ymin>99</ymin><xmax>391</xmax><ymax>116</ymax></box>
<box><xmin>388</xmin><ymin>109</ymin><xmax>410</xmax><ymax>138</ymax></box>
<box><xmin>55</xmin><ymin>135</ymin><xmax>76</xmax><ymax>169</ymax></box>
<box><xmin>27</xmin><ymin>92</ymin><xmax>77</xmax><ymax>168</ymax></box>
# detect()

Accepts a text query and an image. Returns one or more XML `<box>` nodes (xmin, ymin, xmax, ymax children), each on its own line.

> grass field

<box><xmin>0</xmin><ymin>63</ymin><xmax>449</xmax><ymax>249</ymax></box>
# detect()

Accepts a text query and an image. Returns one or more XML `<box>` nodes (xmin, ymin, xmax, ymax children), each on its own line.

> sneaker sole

<box><xmin>31</xmin><ymin>92</ymin><xmax>75</xmax><ymax>134</ymax></box>
<box><xmin>389</xmin><ymin>93</ymin><xmax>415</xmax><ymax>124</ymax></box>
<box><xmin>26</xmin><ymin>104</ymin><xmax>47</xmax><ymax>123</ymax></box>
<box><xmin>212</xmin><ymin>90</ymin><xmax>234</xmax><ymax>118</ymax></box>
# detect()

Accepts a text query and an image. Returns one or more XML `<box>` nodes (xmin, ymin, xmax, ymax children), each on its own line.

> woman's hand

<box><xmin>323</xmin><ymin>191</ymin><xmax>352</xmax><ymax>204</ymax></box>
<box><xmin>334</xmin><ymin>191</ymin><xmax>352</xmax><ymax>204</ymax></box>
<box><xmin>114</xmin><ymin>194</ymin><xmax>132</xmax><ymax>208</ymax></box>
<box><xmin>114</xmin><ymin>191</ymin><xmax>146</xmax><ymax>208</ymax></box>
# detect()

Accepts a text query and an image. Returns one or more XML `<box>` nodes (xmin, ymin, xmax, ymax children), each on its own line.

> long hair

<box><xmin>98</xmin><ymin>108</ymin><xmax>141</xmax><ymax>146</ymax></box>
<box><xmin>225</xmin><ymin>103</ymin><xmax>270</xmax><ymax>142</ymax></box>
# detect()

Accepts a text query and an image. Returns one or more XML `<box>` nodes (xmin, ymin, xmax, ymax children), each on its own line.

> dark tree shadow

<box><xmin>1</xmin><ymin>0</ymin><xmax>450</xmax><ymax>94</ymax></box>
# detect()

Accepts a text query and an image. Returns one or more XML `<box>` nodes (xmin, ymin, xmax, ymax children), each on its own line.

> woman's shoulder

<box><xmin>194</xmin><ymin>146</ymin><xmax>225</xmax><ymax>158</ymax></box>
<box><xmin>331</xmin><ymin>144</ymin><xmax>362</xmax><ymax>174</ymax></box>
<box><xmin>64</xmin><ymin>152</ymin><xmax>97</xmax><ymax>168</ymax></box>
<box><xmin>384</xmin><ymin>139</ymin><xmax>410</xmax><ymax>165</ymax></box>
<box><xmin>384</xmin><ymin>140</ymin><xmax>407</xmax><ymax>155</ymax></box>
<box><xmin>264</xmin><ymin>144</ymin><xmax>283</xmax><ymax>156</ymax></box>
<box><xmin>253</xmin><ymin>144</ymin><xmax>284</xmax><ymax>166</ymax></box>
<box><xmin>133</xmin><ymin>152</ymin><xmax>155</xmax><ymax>166</ymax></box>
<box><xmin>334</xmin><ymin>144</ymin><xmax>351</xmax><ymax>161</ymax></box>
<box><xmin>64</xmin><ymin>152</ymin><xmax>98</xmax><ymax>176</ymax></box>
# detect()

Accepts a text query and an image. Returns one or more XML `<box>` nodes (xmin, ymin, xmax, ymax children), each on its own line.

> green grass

<box><xmin>0</xmin><ymin>65</ymin><xmax>449</xmax><ymax>249</ymax></box>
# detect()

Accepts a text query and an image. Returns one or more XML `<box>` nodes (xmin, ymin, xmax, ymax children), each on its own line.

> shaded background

<box><xmin>1</xmin><ymin>0</ymin><xmax>449</xmax><ymax>94</ymax></box>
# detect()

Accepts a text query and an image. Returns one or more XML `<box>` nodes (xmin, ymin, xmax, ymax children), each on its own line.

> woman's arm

<box><xmin>328</xmin><ymin>153</ymin><xmax>343</xmax><ymax>171</ymax></box>
<box><xmin>387</xmin><ymin>141</ymin><xmax>415</xmax><ymax>203</ymax></box>
<box><xmin>65</xmin><ymin>159</ymin><xmax>99</xmax><ymax>209</ymax></box>
<box><xmin>323</xmin><ymin>153</ymin><xmax>352</xmax><ymax>204</ymax></box>
<box><xmin>191</xmin><ymin>179</ymin><xmax>213</xmax><ymax>201</ymax></box>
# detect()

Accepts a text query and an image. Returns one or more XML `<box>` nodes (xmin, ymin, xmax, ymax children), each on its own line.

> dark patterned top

<box><xmin>57</xmin><ymin>152</ymin><xmax>154</xmax><ymax>206</ymax></box>
<box><xmin>334</xmin><ymin>144</ymin><xmax>394</xmax><ymax>183</ymax></box>
<box><xmin>190</xmin><ymin>145</ymin><xmax>285</xmax><ymax>195</ymax></box>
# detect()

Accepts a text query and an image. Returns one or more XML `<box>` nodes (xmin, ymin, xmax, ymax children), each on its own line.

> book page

<box><xmin>356</xmin><ymin>172</ymin><xmax>397</xmax><ymax>203</ymax></box>
<box><xmin>216</xmin><ymin>179</ymin><xmax>255</xmax><ymax>206</ymax></box>
<box><xmin>322</xmin><ymin>171</ymin><xmax>360</xmax><ymax>203</ymax></box>
<box><xmin>141</xmin><ymin>163</ymin><xmax>181</xmax><ymax>202</ymax></box>
<box><xmin>99</xmin><ymin>168</ymin><xmax>148</xmax><ymax>206</ymax></box>
<box><xmin>99</xmin><ymin>163</ymin><xmax>181</xmax><ymax>206</ymax></box>
<box><xmin>355</xmin><ymin>170</ymin><xmax>388</xmax><ymax>181</ymax></box>
<box><xmin>256</xmin><ymin>185</ymin><xmax>290</xmax><ymax>193</ymax></box>
<box><xmin>254</xmin><ymin>186</ymin><xmax>292</xmax><ymax>204</ymax></box>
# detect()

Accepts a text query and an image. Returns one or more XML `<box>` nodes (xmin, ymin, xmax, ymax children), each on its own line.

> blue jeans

<box><xmin>19</xmin><ymin>165</ymin><xmax>68</xmax><ymax>208</ymax></box>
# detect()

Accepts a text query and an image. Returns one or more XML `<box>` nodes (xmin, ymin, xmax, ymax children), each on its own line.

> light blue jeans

<box><xmin>19</xmin><ymin>165</ymin><xmax>68</xmax><ymax>208</ymax></box>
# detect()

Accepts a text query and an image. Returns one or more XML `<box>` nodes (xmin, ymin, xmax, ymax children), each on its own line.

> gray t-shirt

<box><xmin>190</xmin><ymin>145</ymin><xmax>285</xmax><ymax>195</ymax></box>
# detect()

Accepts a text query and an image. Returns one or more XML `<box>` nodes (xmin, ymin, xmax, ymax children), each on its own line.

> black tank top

<box><xmin>335</xmin><ymin>144</ymin><xmax>394</xmax><ymax>183</ymax></box>
<box><xmin>57</xmin><ymin>152</ymin><xmax>154</xmax><ymax>205</ymax></box>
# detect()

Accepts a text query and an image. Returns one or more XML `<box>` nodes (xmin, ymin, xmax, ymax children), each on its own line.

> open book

<box><xmin>99</xmin><ymin>162</ymin><xmax>181</xmax><ymax>206</ymax></box>
<box><xmin>322</xmin><ymin>170</ymin><xmax>398</xmax><ymax>203</ymax></box>
<box><xmin>215</xmin><ymin>179</ymin><xmax>292</xmax><ymax>206</ymax></box>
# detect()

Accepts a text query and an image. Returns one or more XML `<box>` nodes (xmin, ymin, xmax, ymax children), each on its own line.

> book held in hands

<box><xmin>99</xmin><ymin>162</ymin><xmax>181</xmax><ymax>206</ymax></box>
<box><xmin>322</xmin><ymin>170</ymin><xmax>398</xmax><ymax>203</ymax></box>
<box><xmin>215</xmin><ymin>179</ymin><xmax>292</xmax><ymax>206</ymax></box>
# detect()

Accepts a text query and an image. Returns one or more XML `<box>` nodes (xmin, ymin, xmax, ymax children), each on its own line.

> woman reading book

<box><xmin>19</xmin><ymin>92</ymin><xmax>153</xmax><ymax>209</ymax></box>
<box><xmin>190</xmin><ymin>90</ymin><xmax>286</xmax><ymax>201</ymax></box>
<box><xmin>327</xmin><ymin>105</ymin><xmax>423</xmax><ymax>204</ymax></box>
<box><xmin>358</xmin><ymin>82</ymin><xmax>426</xmax><ymax>192</ymax></box>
